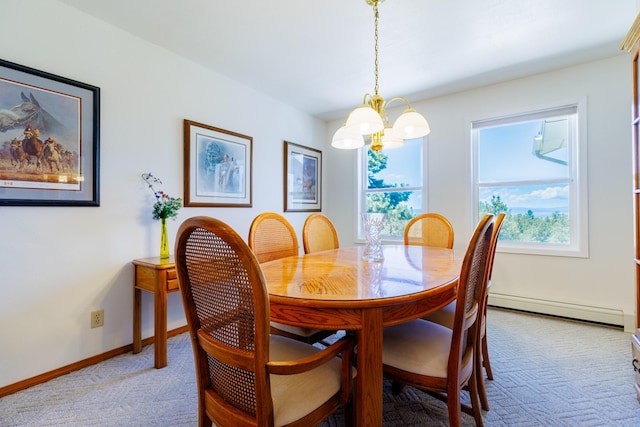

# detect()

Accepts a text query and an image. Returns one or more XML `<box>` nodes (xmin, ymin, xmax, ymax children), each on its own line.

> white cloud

<box><xmin>529</xmin><ymin>185</ymin><xmax>569</xmax><ymax>200</ymax></box>
<box><xmin>504</xmin><ymin>185</ymin><xmax>569</xmax><ymax>205</ymax></box>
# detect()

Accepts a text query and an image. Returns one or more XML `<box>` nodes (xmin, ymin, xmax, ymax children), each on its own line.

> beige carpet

<box><xmin>1</xmin><ymin>308</ymin><xmax>639</xmax><ymax>426</ymax></box>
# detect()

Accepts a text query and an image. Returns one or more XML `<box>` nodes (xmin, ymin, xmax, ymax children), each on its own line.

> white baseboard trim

<box><xmin>488</xmin><ymin>293</ymin><xmax>631</xmax><ymax>331</ymax></box>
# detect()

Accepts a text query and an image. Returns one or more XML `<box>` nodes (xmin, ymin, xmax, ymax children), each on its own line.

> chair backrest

<box><xmin>175</xmin><ymin>216</ymin><xmax>273</xmax><ymax>426</ymax></box>
<box><xmin>248</xmin><ymin>212</ymin><xmax>299</xmax><ymax>263</ymax></box>
<box><xmin>478</xmin><ymin>212</ymin><xmax>505</xmax><ymax>328</ymax></box>
<box><xmin>404</xmin><ymin>213</ymin><xmax>454</xmax><ymax>248</ymax></box>
<box><xmin>302</xmin><ymin>213</ymin><xmax>339</xmax><ymax>254</ymax></box>
<box><xmin>478</xmin><ymin>212</ymin><xmax>504</xmax><ymax>335</ymax></box>
<box><xmin>486</xmin><ymin>212</ymin><xmax>505</xmax><ymax>283</ymax></box>
<box><xmin>449</xmin><ymin>214</ymin><xmax>494</xmax><ymax>376</ymax></box>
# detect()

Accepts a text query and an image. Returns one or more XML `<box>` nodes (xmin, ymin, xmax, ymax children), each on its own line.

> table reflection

<box><xmin>264</xmin><ymin>245</ymin><xmax>461</xmax><ymax>301</ymax></box>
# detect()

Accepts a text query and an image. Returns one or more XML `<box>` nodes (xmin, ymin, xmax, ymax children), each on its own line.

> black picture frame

<box><xmin>0</xmin><ymin>59</ymin><xmax>100</xmax><ymax>206</ymax></box>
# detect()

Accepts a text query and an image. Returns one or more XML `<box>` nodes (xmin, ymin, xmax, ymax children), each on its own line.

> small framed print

<box><xmin>284</xmin><ymin>140</ymin><xmax>321</xmax><ymax>212</ymax></box>
<box><xmin>183</xmin><ymin>119</ymin><xmax>252</xmax><ymax>207</ymax></box>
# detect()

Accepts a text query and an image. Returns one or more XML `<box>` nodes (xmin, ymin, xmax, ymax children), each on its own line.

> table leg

<box><xmin>356</xmin><ymin>308</ymin><xmax>383</xmax><ymax>427</ymax></box>
<box><xmin>154</xmin><ymin>284</ymin><xmax>168</xmax><ymax>368</ymax></box>
<box><xmin>133</xmin><ymin>287</ymin><xmax>142</xmax><ymax>354</ymax></box>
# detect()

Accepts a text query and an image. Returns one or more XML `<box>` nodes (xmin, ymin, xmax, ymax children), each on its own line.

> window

<box><xmin>357</xmin><ymin>138</ymin><xmax>423</xmax><ymax>240</ymax></box>
<box><xmin>472</xmin><ymin>103</ymin><xmax>588</xmax><ymax>257</ymax></box>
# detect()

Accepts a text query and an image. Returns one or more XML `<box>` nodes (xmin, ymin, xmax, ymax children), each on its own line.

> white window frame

<box><xmin>356</xmin><ymin>139</ymin><xmax>425</xmax><ymax>242</ymax></box>
<box><xmin>471</xmin><ymin>99</ymin><xmax>589</xmax><ymax>257</ymax></box>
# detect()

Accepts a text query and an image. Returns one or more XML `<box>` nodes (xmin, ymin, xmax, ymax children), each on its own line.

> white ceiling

<box><xmin>59</xmin><ymin>0</ymin><xmax>637</xmax><ymax>120</ymax></box>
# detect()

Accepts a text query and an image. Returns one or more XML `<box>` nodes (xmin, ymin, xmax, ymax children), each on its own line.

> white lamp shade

<box><xmin>345</xmin><ymin>106</ymin><xmax>384</xmax><ymax>135</ymax></box>
<box><xmin>331</xmin><ymin>126</ymin><xmax>365</xmax><ymax>149</ymax></box>
<box><xmin>381</xmin><ymin>126</ymin><xmax>404</xmax><ymax>149</ymax></box>
<box><xmin>392</xmin><ymin>109</ymin><xmax>431</xmax><ymax>139</ymax></box>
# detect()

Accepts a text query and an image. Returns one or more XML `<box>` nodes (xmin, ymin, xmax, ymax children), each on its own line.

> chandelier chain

<box><xmin>374</xmin><ymin>1</ymin><xmax>379</xmax><ymax>96</ymax></box>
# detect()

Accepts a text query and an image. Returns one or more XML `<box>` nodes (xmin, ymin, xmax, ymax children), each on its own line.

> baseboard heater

<box><xmin>488</xmin><ymin>292</ymin><xmax>626</xmax><ymax>329</ymax></box>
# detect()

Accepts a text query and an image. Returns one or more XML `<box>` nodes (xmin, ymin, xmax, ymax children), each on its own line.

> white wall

<box><xmin>327</xmin><ymin>54</ymin><xmax>635</xmax><ymax>330</ymax></box>
<box><xmin>0</xmin><ymin>0</ymin><xmax>327</xmax><ymax>388</ymax></box>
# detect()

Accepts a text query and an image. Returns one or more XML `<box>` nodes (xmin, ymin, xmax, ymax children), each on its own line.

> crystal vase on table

<box><xmin>361</xmin><ymin>213</ymin><xmax>385</xmax><ymax>261</ymax></box>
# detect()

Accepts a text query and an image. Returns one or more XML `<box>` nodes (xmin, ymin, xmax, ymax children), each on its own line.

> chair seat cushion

<box><xmin>383</xmin><ymin>319</ymin><xmax>452</xmax><ymax>378</ymax></box>
<box><xmin>422</xmin><ymin>301</ymin><xmax>456</xmax><ymax>329</ymax></box>
<box><xmin>269</xmin><ymin>335</ymin><xmax>343</xmax><ymax>426</ymax></box>
<box><xmin>271</xmin><ymin>321</ymin><xmax>323</xmax><ymax>338</ymax></box>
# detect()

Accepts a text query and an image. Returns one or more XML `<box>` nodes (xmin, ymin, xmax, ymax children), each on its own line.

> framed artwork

<box><xmin>284</xmin><ymin>141</ymin><xmax>321</xmax><ymax>212</ymax></box>
<box><xmin>183</xmin><ymin>119</ymin><xmax>252</xmax><ymax>207</ymax></box>
<box><xmin>0</xmin><ymin>59</ymin><xmax>100</xmax><ymax>206</ymax></box>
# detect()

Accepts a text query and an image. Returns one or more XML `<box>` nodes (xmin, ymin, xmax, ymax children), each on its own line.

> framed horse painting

<box><xmin>0</xmin><ymin>59</ymin><xmax>100</xmax><ymax>206</ymax></box>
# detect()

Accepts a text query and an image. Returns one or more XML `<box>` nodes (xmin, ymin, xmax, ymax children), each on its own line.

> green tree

<box><xmin>366</xmin><ymin>149</ymin><xmax>414</xmax><ymax>236</ymax></box>
<box><xmin>479</xmin><ymin>195</ymin><xmax>569</xmax><ymax>244</ymax></box>
<box><xmin>478</xmin><ymin>195</ymin><xmax>509</xmax><ymax>216</ymax></box>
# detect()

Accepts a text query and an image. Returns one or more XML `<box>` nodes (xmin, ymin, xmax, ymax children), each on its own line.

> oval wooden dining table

<box><xmin>260</xmin><ymin>244</ymin><xmax>463</xmax><ymax>427</ymax></box>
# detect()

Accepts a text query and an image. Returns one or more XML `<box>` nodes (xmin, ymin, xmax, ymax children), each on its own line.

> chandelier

<box><xmin>331</xmin><ymin>0</ymin><xmax>431</xmax><ymax>152</ymax></box>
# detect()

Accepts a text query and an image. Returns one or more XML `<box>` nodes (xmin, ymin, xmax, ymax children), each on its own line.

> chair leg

<box><xmin>391</xmin><ymin>380</ymin><xmax>406</xmax><ymax>395</ymax></box>
<box><xmin>477</xmin><ymin>361</ymin><xmax>490</xmax><ymax>411</ymax></box>
<box><xmin>343</xmin><ymin>395</ymin><xmax>354</xmax><ymax>427</ymax></box>
<box><xmin>467</xmin><ymin>368</ymin><xmax>484</xmax><ymax>427</ymax></box>
<box><xmin>447</xmin><ymin>384</ymin><xmax>462</xmax><ymax>427</ymax></box>
<box><xmin>473</xmin><ymin>335</ymin><xmax>490</xmax><ymax>411</ymax></box>
<box><xmin>199</xmin><ymin>412</ymin><xmax>213</xmax><ymax>427</ymax></box>
<box><xmin>482</xmin><ymin>334</ymin><xmax>493</xmax><ymax>380</ymax></box>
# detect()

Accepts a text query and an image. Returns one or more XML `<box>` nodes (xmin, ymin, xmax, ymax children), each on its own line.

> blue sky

<box><xmin>477</xmin><ymin>120</ymin><xmax>570</xmax><ymax>215</ymax></box>
<box><xmin>478</xmin><ymin>121</ymin><xmax>568</xmax><ymax>182</ymax></box>
<box><xmin>372</xmin><ymin>138</ymin><xmax>422</xmax><ymax>187</ymax></box>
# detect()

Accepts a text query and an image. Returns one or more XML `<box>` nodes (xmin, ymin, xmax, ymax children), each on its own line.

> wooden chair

<box><xmin>404</xmin><ymin>213</ymin><xmax>454</xmax><ymax>248</ymax></box>
<box><xmin>475</xmin><ymin>212</ymin><xmax>505</xmax><ymax>407</ymax></box>
<box><xmin>175</xmin><ymin>216</ymin><xmax>354</xmax><ymax>427</ymax></box>
<box><xmin>382</xmin><ymin>214</ymin><xmax>495</xmax><ymax>427</ymax></box>
<box><xmin>302</xmin><ymin>213</ymin><xmax>339</xmax><ymax>254</ymax></box>
<box><xmin>248</xmin><ymin>212</ymin><xmax>334</xmax><ymax>344</ymax></box>
<box><xmin>422</xmin><ymin>213</ymin><xmax>505</xmax><ymax>410</ymax></box>
<box><xmin>248</xmin><ymin>212</ymin><xmax>300</xmax><ymax>264</ymax></box>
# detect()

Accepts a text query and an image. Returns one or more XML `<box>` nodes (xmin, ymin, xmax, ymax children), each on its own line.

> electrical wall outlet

<box><xmin>91</xmin><ymin>310</ymin><xmax>104</xmax><ymax>328</ymax></box>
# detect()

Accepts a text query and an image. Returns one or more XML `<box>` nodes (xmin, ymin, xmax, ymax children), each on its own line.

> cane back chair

<box><xmin>302</xmin><ymin>213</ymin><xmax>339</xmax><ymax>254</ymax></box>
<box><xmin>382</xmin><ymin>214</ymin><xmax>495</xmax><ymax>427</ymax></box>
<box><xmin>404</xmin><ymin>213</ymin><xmax>454</xmax><ymax>248</ymax></box>
<box><xmin>175</xmin><ymin>216</ymin><xmax>354</xmax><ymax>426</ymax></box>
<box><xmin>422</xmin><ymin>212</ymin><xmax>505</xmax><ymax>410</ymax></box>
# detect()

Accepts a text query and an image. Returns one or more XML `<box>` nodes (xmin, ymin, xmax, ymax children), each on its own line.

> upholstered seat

<box><xmin>268</xmin><ymin>336</ymin><xmax>345</xmax><ymax>425</ymax></box>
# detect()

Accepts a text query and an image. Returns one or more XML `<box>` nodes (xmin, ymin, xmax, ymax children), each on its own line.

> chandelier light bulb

<box><xmin>392</xmin><ymin>109</ymin><xmax>431</xmax><ymax>139</ymax></box>
<box><xmin>381</xmin><ymin>126</ymin><xmax>404</xmax><ymax>149</ymax></box>
<box><xmin>331</xmin><ymin>126</ymin><xmax>366</xmax><ymax>149</ymax></box>
<box><xmin>345</xmin><ymin>105</ymin><xmax>385</xmax><ymax>135</ymax></box>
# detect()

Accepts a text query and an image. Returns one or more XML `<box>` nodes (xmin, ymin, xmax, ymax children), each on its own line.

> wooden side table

<box><xmin>132</xmin><ymin>256</ymin><xmax>179</xmax><ymax>368</ymax></box>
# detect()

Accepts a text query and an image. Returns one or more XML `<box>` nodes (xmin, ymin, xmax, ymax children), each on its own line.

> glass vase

<box><xmin>361</xmin><ymin>213</ymin><xmax>385</xmax><ymax>261</ymax></box>
<box><xmin>160</xmin><ymin>218</ymin><xmax>169</xmax><ymax>259</ymax></box>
